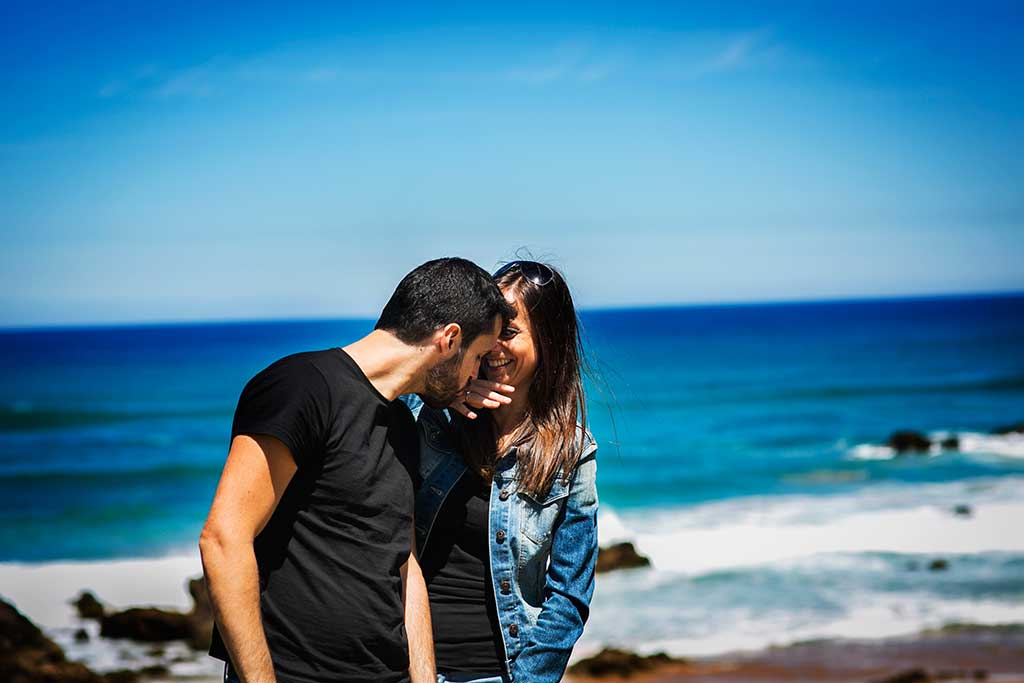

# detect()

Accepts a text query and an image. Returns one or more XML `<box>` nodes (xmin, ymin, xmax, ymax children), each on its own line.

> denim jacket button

<box><xmin>500</xmin><ymin>579</ymin><xmax>511</xmax><ymax>594</ymax></box>
<box><xmin>509</xmin><ymin>623</ymin><xmax>519</xmax><ymax>637</ymax></box>
<box><xmin>498</xmin><ymin>489</ymin><xmax>510</xmax><ymax>501</ymax></box>
<box><xmin>495</xmin><ymin>530</ymin><xmax>506</xmax><ymax>543</ymax></box>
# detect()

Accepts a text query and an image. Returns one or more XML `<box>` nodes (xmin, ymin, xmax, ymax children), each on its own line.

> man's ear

<box><xmin>437</xmin><ymin>323</ymin><xmax>462</xmax><ymax>358</ymax></box>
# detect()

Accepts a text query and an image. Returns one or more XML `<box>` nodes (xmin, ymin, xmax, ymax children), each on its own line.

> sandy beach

<box><xmin>566</xmin><ymin>627</ymin><xmax>1024</xmax><ymax>683</ymax></box>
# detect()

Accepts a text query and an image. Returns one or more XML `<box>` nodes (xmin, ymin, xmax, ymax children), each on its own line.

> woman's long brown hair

<box><xmin>453</xmin><ymin>263</ymin><xmax>589</xmax><ymax>497</ymax></box>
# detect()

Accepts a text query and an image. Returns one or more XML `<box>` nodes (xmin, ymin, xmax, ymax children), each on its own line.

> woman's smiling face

<box><xmin>482</xmin><ymin>288</ymin><xmax>538</xmax><ymax>391</ymax></box>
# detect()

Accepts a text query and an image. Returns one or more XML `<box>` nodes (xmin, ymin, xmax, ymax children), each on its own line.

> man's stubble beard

<box><xmin>421</xmin><ymin>347</ymin><xmax>467</xmax><ymax>408</ymax></box>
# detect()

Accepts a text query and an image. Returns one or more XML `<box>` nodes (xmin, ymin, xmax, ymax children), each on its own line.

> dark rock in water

<box><xmin>72</xmin><ymin>592</ymin><xmax>106</xmax><ymax>621</ymax></box>
<box><xmin>953</xmin><ymin>504</ymin><xmax>972</xmax><ymax>517</ymax></box>
<box><xmin>871</xmin><ymin>669</ymin><xmax>931</xmax><ymax>683</ymax></box>
<box><xmin>101</xmin><ymin>671</ymin><xmax>138</xmax><ymax>683</ymax></box>
<box><xmin>992</xmin><ymin>421</ymin><xmax>1024</xmax><ymax>435</ymax></box>
<box><xmin>186</xmin><ymin>575</ymin><xmax>213</xmax><ymax>650</ymax></box>
<box><xmin>73</xmin><ymin>629</ymin><xmax>89</xmax><ymax>643</ymax></box>
<box><xmin>939</xmin><ymin>436</ymin><xmax>960</xmax><ymax>450</ymax></box>
<box><xmin>567</xmin><ymin>647</ymin><xmax>683</xmax><ymax>677</ymax></box>
<box><xmin>595</xmin><ymin>542</ymin><xmax>651</xmax><ymax>573</ymax></box>
<box><xmin>97</xmin><ymin>575</ymin><xmax>213</xmax><ymax>649</ymax></box>
<box><xmin>0</xmin><ymin>597</ymin><xmax>105</xmax><ymax>683</ymax></box>
<box><xmin>929</xmin><ymin>558</ymin><xmax>949</xmax><ymax>571</ymax></box>
<box><xmin>888</xmin><ymin>431</ymin><xmax>932</xmax><ymax>454</ymax></box>
<box><xmin>187</xmin><ymin>577</ymin><xmax>211</xmax><ymax>620</ymax></box>
<box><xmin>139</xmin><ymin>664</ymin><xmax>170</xmax><ymax>677</ymax></box>
<box><xmin>100</xmin><ymin>608</ymin><xmax>193</xmax><ymax>642</ymax></box>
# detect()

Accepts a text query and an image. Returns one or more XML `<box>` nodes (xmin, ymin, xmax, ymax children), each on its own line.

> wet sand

<box><xmin>566</xmin><ymin>627</ymin><xmax>1024</xmax><ymax>683</ymax></box>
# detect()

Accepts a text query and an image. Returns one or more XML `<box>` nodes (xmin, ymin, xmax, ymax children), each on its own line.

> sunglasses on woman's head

<box><xmin>492</xmin><ymin>261</ymin><xmax>555</xmax><ymax>287</ymax></box>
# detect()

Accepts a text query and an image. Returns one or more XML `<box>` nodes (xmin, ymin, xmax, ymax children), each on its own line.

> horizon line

<box><xmin>2</xmin><ymin>288</ymin><xmax>1022</xmax><ymax>334</ymax></box>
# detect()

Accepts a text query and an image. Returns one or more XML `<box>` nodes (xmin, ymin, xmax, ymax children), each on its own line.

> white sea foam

<box><xmin>585</xmin><ymin>477</ymin><xmax>1024</xmax><ymax>658</ymax></box>
<box><xmin>849</xmin><ymin>443</ymin><xmax>898</xmax><ymax>460</ymax></box>
<box><xmin>634</xmin><ymin>501</ymin><xmax>1020</xmax><ymax>575</ymax></box>
<box><xmin>623</xmin><ymin>475</ymin><xmax>1022</xmax><ymax>528</ymax></box>
<box><xmin>596</xmin><ymin>507</ymin><xmax>635</xmax><ymax>545</ymax></box>
<box><xmin>958</xmin><ymin>431</ymin><xmax>1024</xmax><ymax>458</ymax></box>
<box><xmin>599</xmin><ymin>477</ymin><xmax>1024</xmax><ymax>574</ymax></box>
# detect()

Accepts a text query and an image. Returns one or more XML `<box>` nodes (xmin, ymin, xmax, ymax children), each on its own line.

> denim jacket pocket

<box><xmin>518</xmin><ymin>479</ymin><xmax>570</xmax><ymax>545</ymax></box>
<box><xmin>516</xmin><ymin>481</ymin><xmax>569</xmax><ymax>607</ymax></box>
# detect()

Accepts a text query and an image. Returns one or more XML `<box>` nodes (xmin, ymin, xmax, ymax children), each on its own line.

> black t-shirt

<box><xmin>209</xmin><ymin>348</ymin><xmax>419</xmax><ymax>683</ymax></box>
<box><xmin>421</xmin><ymin>471</ymin><xmax>505</xmax><ymax>675</ymax></box>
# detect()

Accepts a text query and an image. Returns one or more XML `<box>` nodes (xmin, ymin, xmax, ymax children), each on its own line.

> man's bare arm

<box><xmin>402</xmin><ymin>536</ymin><xmax>435</xmax><ymax>683</ymax></box>
<box><xmin>199</xmin><ymin>434</ymin><xmax>297</xmax><ymax>683</ymax></box>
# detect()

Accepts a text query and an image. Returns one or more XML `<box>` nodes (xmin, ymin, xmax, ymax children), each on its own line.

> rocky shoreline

<box><xmin>71</xmin><ymin>577</ymin><xmax>212</xmax><ymax>651</ymax></box>
<box><xmin>2</xmin><ymin>575</ymin><xmax>215</xmax><ymax>683</ymax></box>
<box><xmin>1</xmin><ymin>546</ymin><xmax>652</xmax><ymax>683</ymax></box>
<box><xmin>4</xmin><ymin>577</ymin><xmax>1023</xmax><ymax>683</ymax></box>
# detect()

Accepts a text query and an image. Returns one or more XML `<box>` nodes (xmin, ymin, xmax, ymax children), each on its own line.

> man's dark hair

<box><xmin>375</xmin><ymin>257</ymin><xmax>515</xmax><ymax>347</ymax></box>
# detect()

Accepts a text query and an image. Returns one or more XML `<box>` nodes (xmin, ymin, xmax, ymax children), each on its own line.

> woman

<box><xmin>404</xmin><ymin>260</ymin><xmax>599</xmax><ymax>683</ymax></box>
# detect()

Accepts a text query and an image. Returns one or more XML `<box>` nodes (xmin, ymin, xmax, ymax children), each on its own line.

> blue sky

<box><xmin>1</xmin><ymin>1</ymin><xmax>1022</xmax><ymax>326</ymax></box>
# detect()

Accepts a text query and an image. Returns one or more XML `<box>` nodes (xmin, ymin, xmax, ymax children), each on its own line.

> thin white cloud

<box><xmin>154</xmin><ymin>64</ymin><xmax>219</xmax><ymax>98</ymax></box>
<box><xmin>97</xmin><ymin>28</ymin><xmax>775</xmax><ymax>100</ymax></box>
<box><xmin>501</xmin><ymin>30</ymin><xmax>775</xmax><ymax>86</ymax></box>
<box><xmin>675</xmin><ymin>29</ymin><xmax>775</xmax><ymax>80</ymax></box>
<box><xmin>503</xmin><ymin>41</ymin><xmax>620</xmax><ymax>85</ymax></box>
<box><xmin>99</xmin><ymin>55</ymin><xmax>368</xmax><ymax>100</ymax></box>
<box><xmin>690</xmin><ymin>33</ymin><xmax>758</xmax><ymax>77</ymax></box>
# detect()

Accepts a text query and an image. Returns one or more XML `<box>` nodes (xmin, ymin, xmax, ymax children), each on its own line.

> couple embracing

<box><xmin>200</xmin><ymin>257</ymin><xmax>599</xmax><ymax>683</ymax></box>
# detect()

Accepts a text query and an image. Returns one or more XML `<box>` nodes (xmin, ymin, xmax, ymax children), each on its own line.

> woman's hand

<box><xmin>449</xmin><ymin>378</ymin><xmax>515</xmax><ymax>419</ymax></box>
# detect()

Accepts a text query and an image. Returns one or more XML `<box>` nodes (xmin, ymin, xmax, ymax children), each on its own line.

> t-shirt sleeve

<box><xmin>231</xmin><ymin>355</ymin><xmax>332</xmax><ymax>468</ymax></box>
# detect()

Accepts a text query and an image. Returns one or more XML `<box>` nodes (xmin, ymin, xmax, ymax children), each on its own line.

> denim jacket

<box><xmin>401</xmin><ymin>395</ymin><xmax>599</xmax><ymax>683</ymax></box>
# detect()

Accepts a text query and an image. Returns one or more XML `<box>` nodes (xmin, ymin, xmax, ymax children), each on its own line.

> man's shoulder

<box><xmin>251</xmin><ymin>349</ymin><xmax>341</xmax><ymax>383</ymax></box>
<box><xmin>263</xmin><ymin>348</ymin><xmax>338</xmax><ymax>371</ymax></box>
<box><xmin>237</xmin><ymin>350</ymin><xmax>342</xmax><ymax>410</ymax></box>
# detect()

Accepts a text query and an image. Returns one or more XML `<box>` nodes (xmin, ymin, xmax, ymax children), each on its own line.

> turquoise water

<box><xmin>0</xmin><ymin>294</ymin><xmax>1021</xmax><ymax>562</ymax></box>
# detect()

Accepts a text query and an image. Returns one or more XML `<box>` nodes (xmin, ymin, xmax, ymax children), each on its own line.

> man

<box><xmin>199</xmin><ymin>257</ymin><xmax>515</xmax><ymax>683</ymax></box>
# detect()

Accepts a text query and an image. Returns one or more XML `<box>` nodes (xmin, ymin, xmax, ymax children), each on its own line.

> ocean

<box><xmin>1</xmin><ymin>293</ymin><xmax>1022</xmax><ymax>664</ymax></box>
